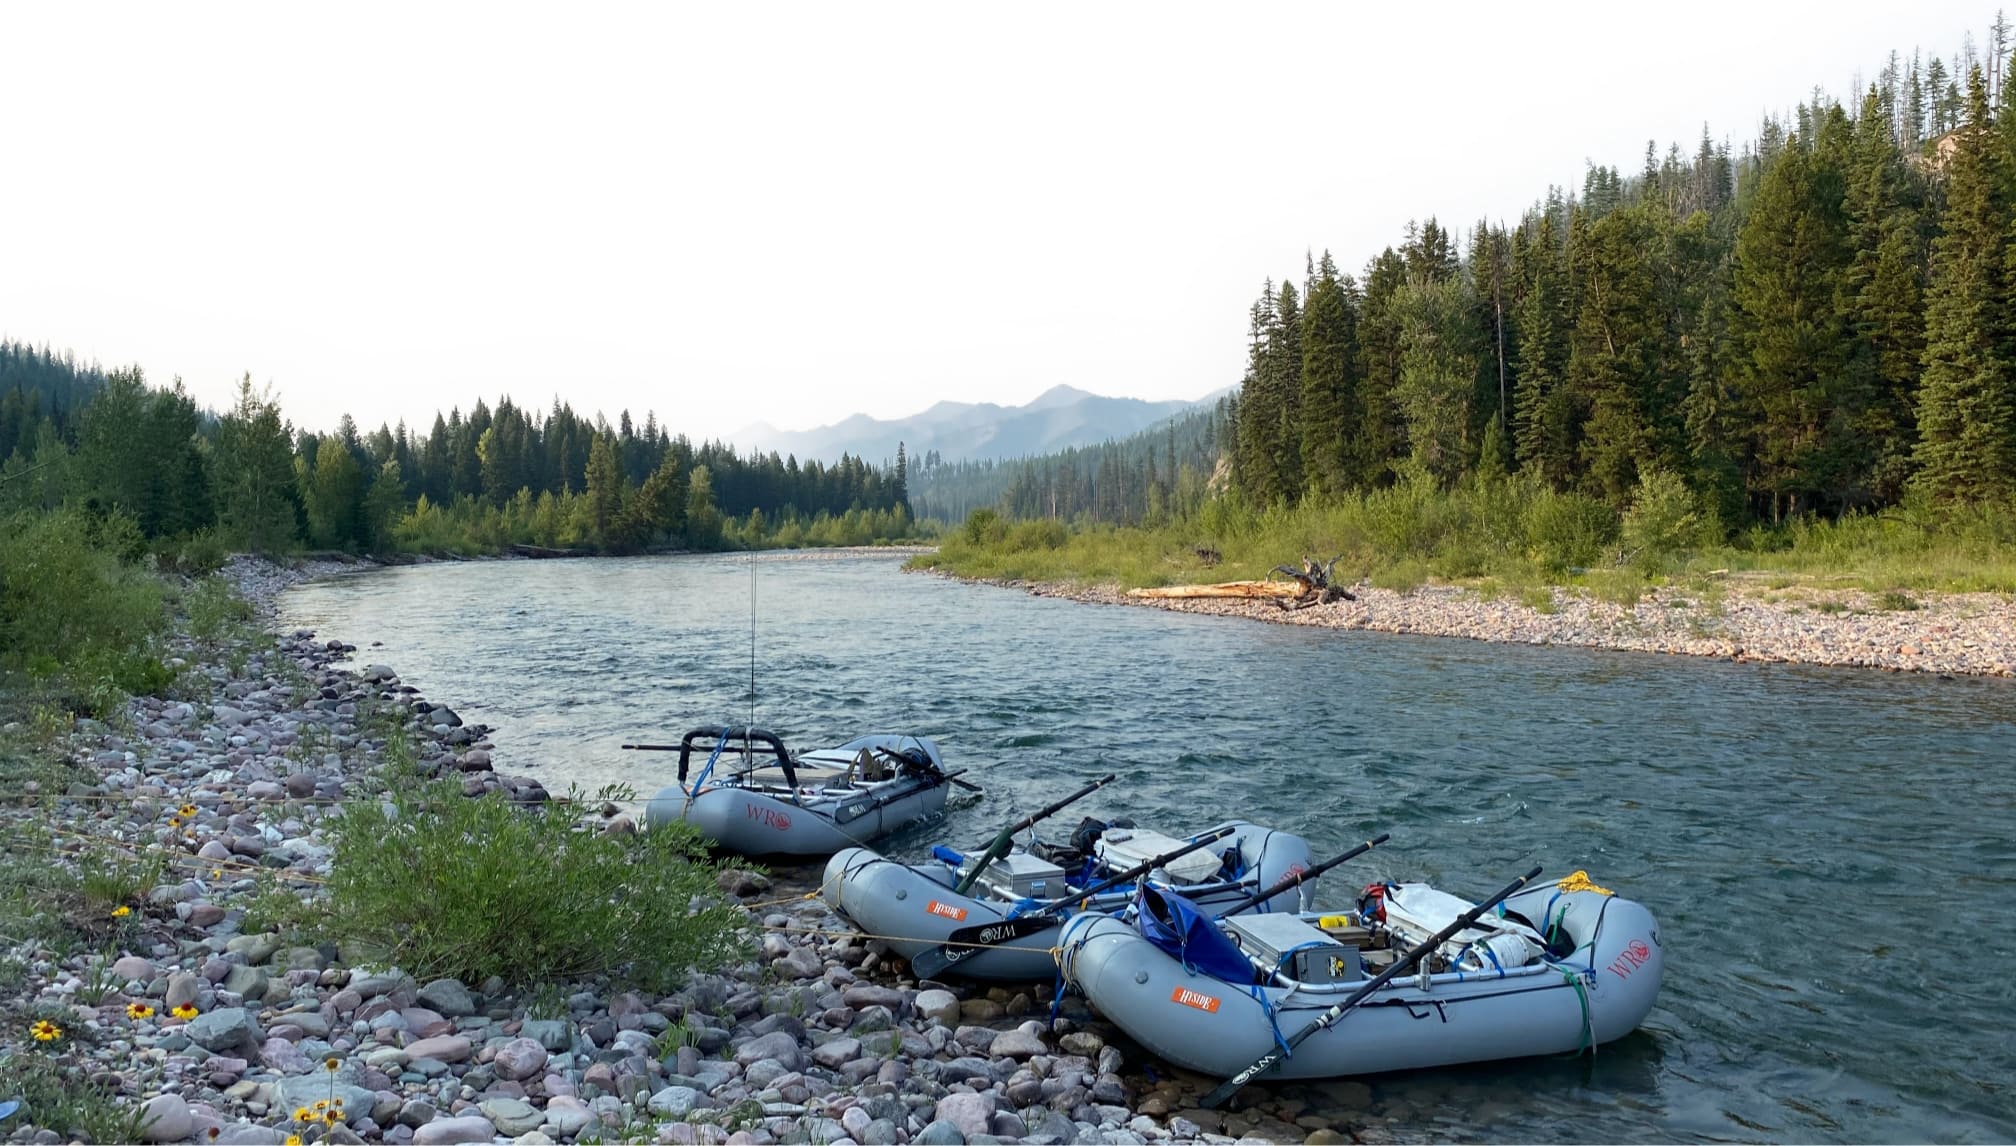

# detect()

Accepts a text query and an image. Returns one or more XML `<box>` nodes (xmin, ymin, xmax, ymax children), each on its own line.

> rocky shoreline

<box><xmin>1</xmin><ymin>557</ymin><xmax>1404</xmax><ymax>1146</ymax></box>
<box><xmin>923</xmin><ymin>571</ymin><xmax>2016</xmax><ymax>679</ymax></box>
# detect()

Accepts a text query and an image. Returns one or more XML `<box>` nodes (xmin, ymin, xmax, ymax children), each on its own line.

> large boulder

<box><xmin>914</xmin><ymin>989</ymin><xmax>960</xmax><ymax>1027</ymax></box>
<box><xmin>138</xmin><ymin>1094</ymin><xmax>192</xmax><ymax>1143</ymax></box>
<box><xmin>732</xmin><ymin>1030</ymin><xmax>803</xmax><ymax>1071</ymax></box>
<box><xmin>402</xmin><ymin>1034</ymin><xmax>472</xmax><ymax>1063</ymax></box>
<box><xmin>933</xmin><ymin>1091</ymin><xmax>997</xmax><ymax>1140</ymax></box>
<box><xmin>415</xmin><ymin>978</ymin><xmax>476</xmax><ymax>1016</ymax></box>
<box><xmin>491</xmin><ymin>1037</ymin><xmax>548</xmax><ymax>1081</ymax></box>
<box><xmin>186</xmin><ymin>1007</ymin><xmax>262</xmax><ymax>1054</ymax></box>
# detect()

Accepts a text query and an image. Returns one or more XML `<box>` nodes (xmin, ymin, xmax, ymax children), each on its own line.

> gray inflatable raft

<box><xmin>1058</xmin><ymin>874</ymin><xmax>1662</xmax><ymax>1079</ymax></box>
<box><xmin>642</xmin><ymin>726</ymin><xmax>953</xmax><ymax>858</ymax></box>
<box><xmin>822</xmin><ymin>821</ymin><xmax>1316</xmax><ymax>982</ymax></box>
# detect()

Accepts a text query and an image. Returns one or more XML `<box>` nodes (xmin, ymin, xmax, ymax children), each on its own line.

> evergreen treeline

<box><xmin>1228</xmin><ymin>57</ymin><xmax>2012</xmax><ymax>524</ymax></box>
<box><xmin>0</xmin><ymin>343</ymin><xmax>916</xmax><ymax>557</ymax></box>
<box><xmin>906</xmin><ymin>403</ymin><xmax>1231</xmax><ymax>523</ymax></box>
<box><xmin>959</xmin><ymin>38</ymin><xmax>2016</xmax><ymax>535</ymax></box>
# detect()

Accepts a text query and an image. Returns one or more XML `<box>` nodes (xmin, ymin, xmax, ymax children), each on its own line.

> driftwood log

<box><xmin>1128</xmin><ymin>554</ymin><xmax>1357</xmax><ymax>611</ymax></box>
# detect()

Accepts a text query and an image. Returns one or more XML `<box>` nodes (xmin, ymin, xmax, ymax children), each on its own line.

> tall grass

<box><xmin>912</xmin><ymin>477</ymin><xmax>2016</xmax><ymax>597</ymax></box>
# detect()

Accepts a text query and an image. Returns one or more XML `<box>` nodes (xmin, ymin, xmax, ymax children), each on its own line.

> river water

<box><xmin>277</xmin><ymin>552</ymin><xmax>2016</xmax><ymax>1144</ymax></box>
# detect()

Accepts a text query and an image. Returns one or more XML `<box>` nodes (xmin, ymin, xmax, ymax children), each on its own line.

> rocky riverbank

<box><xmin>925</xmin><ymin>572</ymin><xmax>2016</xmax><ymax>678</ymax></box>
<box><xmin>1</xmin><ymin>557</ymin><xmax>1415</xmax><ymax>1146</ymax></box>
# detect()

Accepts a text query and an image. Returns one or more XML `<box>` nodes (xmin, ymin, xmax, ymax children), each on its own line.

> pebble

<box><xmin>967</xmin><ymin>573</ymin><xmax>2016</xmax><ymax>677</ymax></box>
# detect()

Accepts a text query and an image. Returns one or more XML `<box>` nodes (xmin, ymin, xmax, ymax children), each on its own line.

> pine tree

<box><xmin>583</xmin><ymin>432</ymin><xmax>626</xmax><ymax>545</ymax></box>
<box><xmin>1730</xmin><ymin>110</ymin><xmax>1857</xmax><ymax>515</ymax></box>
<box><xmin>1844</xmin><ymin>86</ymin><xmax>1929</xmax><ymax>502</ymax></box>
<box><xmin>1264</xmin><ymin>280</ymin><xmax>1304</xmax><ymax>498</ymax></box>
<box><xmin>1298</xmin><ymin>252</ymin><xmax>1360</xmax><ymax>497</ymax></box>
<box><xmin>1568</xmin><ymin>205</ymin><xmax>1664</xmax><ymax>503</ymax></box>
<box><xmin>1393</xmin><ymin>274</ymin><xmax>1481</xmax><ymax>485</ymax></box>
<box><xmin>1513</xmin><ymin>212</ymin><xmax>1575</xmax><ymax>485</ymax></box>
<box><xmin>1914</xmin><ymin>69</ymin><xmax>2016</xmax><ymax>500</ymax></box>
<box><xmin>306</xmin><ymin>435</ymin><xmax>364</xmax><ymax>549</ymax></box>
<box><xmin>212</xmin><ymin>376</ymin><xmax>299</xmax><ymax>554</ymax></box>
<box><xmin>1353</xmin><ymin>249</ymin><xmax>1409</xmax><ymax>487</ymax></box>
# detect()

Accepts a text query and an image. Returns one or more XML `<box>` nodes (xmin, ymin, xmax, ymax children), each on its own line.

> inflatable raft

<box><xmin>822</xmin><ymin>820</ymin><xmax>1316</xmax><ymax>982</ymax></box>
<box><xmin>640</xmin><ymin>726</ymin><xmax>956</xmax><ymax>858</ymax></box>
<box><xmin>1058</xmin><ymin>872</ymin><xmax>1662</xmax><ymax>1079</ymax></box>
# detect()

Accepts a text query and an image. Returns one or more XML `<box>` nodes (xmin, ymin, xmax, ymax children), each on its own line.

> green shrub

<box><xmin>184</xmin><ymin>576</ymin><xmax>255</xmax><ymax>646</ymax></box>
<box><xmin>1519</xmin><ymin>487</ymin><xmax>1616</xmax><ymax>573</ymax></box>
<box><xmin>0</xmin><ymin>507</ymin><xmax>171</xmax><ymax>707</ymax></box>
<box><xmin>1006</xmin><ymin>518</ymin><xmax>1068</xmax><ymax>551</ymax></box>
<box><xmin>1876</xmin><ymin>590</ymin><xmax>1921</xmax><ymax>611</ymax></box>
<box><xmin>1621</xmin><ymin>468</ymin><xmax>1707</xmax><ymax>573</ymax></box>
<box><xmin>326</xmin><ymin>777</ymin><xmax>750</xmax><ymax>991</ymax></box>
<box><xmin>154</xmin><ymin>528</ymin><xmax>228</xmax><ymax>576</ymax></box>
<box><xmin>961</xmin><ymin>508</ymin><xmax>1007</xmax><ymax>546</ymax></box>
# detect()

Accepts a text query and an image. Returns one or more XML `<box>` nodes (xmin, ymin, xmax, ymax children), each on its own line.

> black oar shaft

<box><xmin>954</xmin><ymin>773</ymin><xmax>1117</xmax><ymax>894</ymax></box>
<box><xmin>1217</xmin><ymin>832</ymin><xmax>1391</xmax><ymax>919</ymax></box>
<box><xmin>1199</xmin><ymin>864</ymin><xmax>1544</xmax><ymax>1109</ymax></box>
<box><xmin>620</xmin><ymin>744</ymin><xmax>679</xmax><ymax>751</ymax></box>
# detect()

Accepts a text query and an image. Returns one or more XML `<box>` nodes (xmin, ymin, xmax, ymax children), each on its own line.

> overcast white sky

<box><xmin>0</xmin><ymin>2</ymin><xmax>1990</xmax><ymax>441</ymax></box>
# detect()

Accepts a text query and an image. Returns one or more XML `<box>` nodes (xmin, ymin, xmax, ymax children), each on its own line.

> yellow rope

<box><xmin>737</xmin><ymin>891</ymin><xmax>822</xmax><ymax>912</ymax></box>
<box><xmin>1555</xmin><ymin>870</ymin><xmax>1614</xmax><ymax>896</ymax></box>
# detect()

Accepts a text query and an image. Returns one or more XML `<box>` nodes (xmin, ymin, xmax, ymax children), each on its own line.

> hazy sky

<box><xmin>0</xmin><ymin>2</ymin><xmax>1990</xmax><ymax>442</ymax></box>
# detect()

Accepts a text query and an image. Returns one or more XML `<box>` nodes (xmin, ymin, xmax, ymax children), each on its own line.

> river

<box><xmin>276</xmin><ymin>551</ymin><xmax>2016</xmax><ymax>1144</ymax></box>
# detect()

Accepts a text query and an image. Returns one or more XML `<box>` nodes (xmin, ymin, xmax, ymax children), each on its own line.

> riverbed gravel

<box><xmin>2</xmin><ymin>557</ymin><xmax>1419</xmax><ymax>1146</ymax></box>
<box><xmin>936</xmin><ymin>574</ymin><xmax>2016</xmax><ymax>679</ymax></box>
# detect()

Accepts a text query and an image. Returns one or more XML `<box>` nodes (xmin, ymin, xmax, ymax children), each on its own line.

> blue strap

<box><xmin>1005</xmin><ymin>897</ymin><xmax>1044</xmax><ymax>919</ymax></box>
<box><xmin>684</xmin><ymin>732</ymin><xmax>731</xmax><ymax>797</ymax></box>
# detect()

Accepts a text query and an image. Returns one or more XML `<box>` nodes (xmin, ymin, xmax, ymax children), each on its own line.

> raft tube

<box><xmin>645</xmin><ymin>733</ymin><xmax>950</xmax><ymax>859</ymax></box>
<box><xmin>1058</xmin><ymin>880</ymin><xmax>1662</xmax><ymax>1079</ymax></box>
<box><xmin>822</xmin><ymin>821</ymin><xmax>1316</xmax><ymax>982</ymax></box>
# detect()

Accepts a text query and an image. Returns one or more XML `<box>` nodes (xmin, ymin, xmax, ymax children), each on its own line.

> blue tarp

<box><xmin>1135</xmin><ymin>884</ymin><xmax>1254</xmax><ymax>983</ymax></box>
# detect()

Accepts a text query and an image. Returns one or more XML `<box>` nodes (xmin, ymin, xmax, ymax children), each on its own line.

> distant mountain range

<box><xmin>733</xmin><ymin>384</ymin><xmax>1229</xmax><ymax>465</ymax></box>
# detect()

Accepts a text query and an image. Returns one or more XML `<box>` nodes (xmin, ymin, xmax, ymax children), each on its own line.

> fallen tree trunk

<box><xmin>1128</xmin><ymin>581</ymin><xmax>1305</xmax><ymax>600</ymax></box>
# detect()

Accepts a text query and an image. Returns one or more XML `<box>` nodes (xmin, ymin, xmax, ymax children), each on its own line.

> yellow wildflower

<box><xmin>110</xmin><ymin>905</ymin><xmax>132</xmax><ymax>918</ymax></box>
<box><xmin>314</xmin><ymin>1100</ymin><xmax>328</xmax><ymax>1111</ymax></box>
<box><xmin>171</xmin><ymin>1002</ymin><xmax>200</xmax><ymax>1020</ymax></box>
<box><xmin>168</xmin><ymin>816</ymin><xmax>183</xmax><ymax>828</ymax></box>
<box><xmin>179</xmin><ymin>804</ymin><xmax>198</xmax><ymax>818</ymax></box>
<box><xmin>30</xmin><ymin>1019</ymin><xmax>62</xmax><ymax>1042</ymax></box>
<box><xmin>211</xmin><ymin>868</ymin><xmax>224</xmax><ymax>879</ymax></box>
<box><xmin>294</xmin><ymin>1106</ymin><xmax>314</xmax><ymax>1123</ymax></box>
<box><xmin>285</xmin><ymin>1136</ymin><xmax>303</xmax><ymax>1146</ymax></box>
<box><xmin>324</xmin><ymin>1056</ymin><xmax>340</xmax><ymax>1072</ymax></box>
<box><xmin>321</xmin><ymin>1109</ymin><xmax>341</xmax><ymax>1126</ymax></box>
<box><xmin>126</xmin><ymin>1002</ymin><xmax>155</xmax><ymax>1020</ymax></box>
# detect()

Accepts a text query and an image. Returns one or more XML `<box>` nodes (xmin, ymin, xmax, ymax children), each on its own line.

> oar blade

<box><xmin>913</xmin><ymin>915</ymin><xmax>1062</xmax><ymax>979</ymax></box>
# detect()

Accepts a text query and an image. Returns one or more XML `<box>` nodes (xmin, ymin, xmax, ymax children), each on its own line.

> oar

<box><xmin>1213</xmin><ymin>833</ymin><xmax>1391</xmax><ymax>919</ymax></box>
<box><xmin>952</xmin><ymin>773</ymin><xmax>1118</xmax><ymax>895</ymax></box>
<box><xmin>1197</xmin><ymin>864</ymin><xmax>1544</xmax><ymax>1109</ymax></box>
<box><xmin>915</xmin><ymin>825</ymin><xmax>1238</xmax><ymax>979</ymax></box>
<box><xmin>873</xmin><ymin>747</ymin><xmax>983</xmax><ymax>791</ymax></box>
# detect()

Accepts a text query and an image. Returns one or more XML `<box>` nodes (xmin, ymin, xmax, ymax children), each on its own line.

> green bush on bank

<box><xmin>914</xmin><ymin>474</ymin><xmax>2016</xmax><ymax>596</ymax></box>
<box><xmin>324</xmin><ymin>769</ymin><xmax>751</xmax><ymax>992</ymax></box>
<box><xmin>0</xmin><ymin>507</ymin><xmax>174</xmax><ymax>711</ymax></box>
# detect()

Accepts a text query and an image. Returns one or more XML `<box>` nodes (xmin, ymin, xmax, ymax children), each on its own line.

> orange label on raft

<box><xmin>1171</xmin><ymin>986</ymin><xmax>1220</xmax><ymax>1013</ymax></box>
<box><xmin>926</xmin><ymin>900</ymin><xmax>968</xmax><ymax>922</ymax></box>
